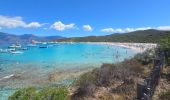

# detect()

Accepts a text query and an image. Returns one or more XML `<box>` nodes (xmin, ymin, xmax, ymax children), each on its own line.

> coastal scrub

<box><xmin>8</xmin><ymin>86</ymin><xmax>69</xmax><ymax>100</ymax></box>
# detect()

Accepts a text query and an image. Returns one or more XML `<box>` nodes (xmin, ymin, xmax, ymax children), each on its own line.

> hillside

<box><xmin>57</xmin><ymin>29</ymin><xmax>170</xmax><ymax>43</ymax></box>
<box><xmin>0</xmin><ymin>32</ymin><xmax>64</xmax><ymax>44</ymax></box>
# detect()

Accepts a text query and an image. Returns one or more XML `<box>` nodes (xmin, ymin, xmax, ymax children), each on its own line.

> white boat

<box><xmin>8</xmin><ymin>48</ymin><xmax>16</xmax><ymax>51</ymax></box>
<box><xmin>9</xmin><ymin>44</ymin><xmax>21</xmax><ymax>48</ymax></box>
<box><xmin>27</xmin><ymin>44</ymin><xmax>37</xmax><ymax>47</ymax></box>
<box><xmin>42</xmin><ymin>42</ymin><xmax>47</xmax><ymax>45</ymax></box>
<box><xmin>0</xmin><ymin>49</ymin><xmax>8</xmax><ymax>53</ymax></box>
<box><xmin>11</xmin><ymin>51</ymin><xmax>23</xmax><ymax>54</ymax></box>
<box><xmin>48</xmin><ymin>44</ymin><xmax>54</xmax><ymax>47</ymax></box>
<box><xmin>20</xmin><ymin>48</ymin><xmax>28</xmax><ymax>50</ymax></box>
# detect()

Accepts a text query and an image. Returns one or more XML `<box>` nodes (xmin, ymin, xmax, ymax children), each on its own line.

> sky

<box><xmin>0</xmin><ymin>0</ymin><xmax>170</xmax><ymax>37</ymax></box>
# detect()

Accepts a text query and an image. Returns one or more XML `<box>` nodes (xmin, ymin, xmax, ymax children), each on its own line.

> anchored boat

<box><xmin>8</xmin><ymin>44</ymin><xmax>21</xmax><ymax>48</ymax></box>
<box><xmin>10</xmin><ymin>51</ymin><xmax>23</xmax><ymax>54</ymax></box>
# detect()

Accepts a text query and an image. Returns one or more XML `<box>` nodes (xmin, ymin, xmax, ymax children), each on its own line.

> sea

<box><xmin>0</xmin><ymin>42</ymin><xmax>138</xmax><ymax>99</ymax></box>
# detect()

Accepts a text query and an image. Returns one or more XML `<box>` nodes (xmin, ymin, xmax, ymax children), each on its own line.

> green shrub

<box><xmin>8</xmin><ymin>86</ymin><xmax>69</xmax><ymax>100</ymax></box>
<box><xmin>134</xmin><ymin>49</ymin><xmax>155</xmax><ymax>65</ymax></box>
<box><xmin>72</xmin><ymin>52</ymin><xmax>151</xmax><ymax>99</ymax></box>
<box><xmin>71</xmin><ymin>69</ymin><xmax>98</xmax><ymax>99</ymax></box>
<box><xmin>158</xmin><ymin>37</ymin><xmax>170</xmax><ymax>52</ymax></box>
<box><xmin>8</xmin><ymin>87</ymin><xmax>38</xmax><ymax>100</ymax></box>
<box><xmin>96</xmin><ymin>64</ymin><xmax>114</xmax><ymax>87</ymax></box>
<box><xmin>159</xmin><ymin>89</ymin><xmax>170</xmax><ymax>100</ymax></box>
<box><xmin>72</xmin><ymin>81</ymin><xmax>96</xmax><ymax>99</ymax></box>
<box><xmin>73</xmin><ymin>68</ymin><xmax>98</xmax><ymax>86</ymax></box>
<box><xmin>157</xmin><ymin>37</ymin><xmax>170</xmax><ymax>65</ymax></box>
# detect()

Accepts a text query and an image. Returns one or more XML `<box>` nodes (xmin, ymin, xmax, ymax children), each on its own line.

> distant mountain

<box><xmin>0</xmin><ymin>32</ymin><xmax>64</xmax><ymax>44</ymax></box>
<box><xmin>57</xmin><ymin>29</ymin><xmax>170</xmax><ymax>43</ymax></box>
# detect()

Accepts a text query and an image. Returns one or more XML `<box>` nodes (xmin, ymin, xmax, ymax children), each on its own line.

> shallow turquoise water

<box><xmin>0</xmin><ymin>43</ymin><xmax>138</xmax><ymax>99</ymax></box>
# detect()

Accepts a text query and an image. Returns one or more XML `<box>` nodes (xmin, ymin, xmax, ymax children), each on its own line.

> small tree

<box><xmin>158</xmin><ymin>37</ymin><xmax>170</xmax><ymax>65</ymax></box>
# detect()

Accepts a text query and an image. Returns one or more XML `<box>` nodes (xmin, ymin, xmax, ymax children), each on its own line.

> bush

<box><xmin>71</xmin><ymin>69</ymin><xmax>98</xmax><ymax>99</ymax></box>
<box><xmin>8</xmin><ymin>87</ymin><xmax>38</xmax><ymax>100</ymax></box>
<box><xmin>112</xmin><ymin>78</ymin><xmax>135</xmax><ymax>94</ymax></box>
<box><xmin>72</xmin><ymin>81</ymin><xmax>96</xmax><ymax>99</ymax></box>
<box><xmin>157</xmin><ymin>37</ymin><xmax>170</xmax><ymax>65</ymax></box>
<box><xmin>134</xmin><ymin>49</ymin><xmax>155</xmax><ymax>65</ymax></box>
<box><xmin>71</xmin><ymin>52</ymin><xmax>150</xmax><ymax>99</ymax></box>
<box><xmin>159</xmin><ymin>89</ymin><xmax>170</xmax><ymax>100</ymax></box>
<box><xmin>96</xmin><ymin>64</ymin><xmax>116</xmax><ymax>87</ymax></box>
<box><xmin>9</xmin><ymin>86</ymin><xmax>69</xmax><ymax>100</ymax></box>
<box><xmin>120</xmin><ymin>58</ymin><xmax>144</xmax><ymax>76</ymax></box>
<box><xmin>73</xmin><ymin>69</ymin><xmax>98</xmax><ymax>86</ymax></box>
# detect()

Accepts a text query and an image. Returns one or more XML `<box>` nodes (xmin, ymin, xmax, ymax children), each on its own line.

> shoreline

<box><xmin>61</xmin><ymin>42</ymin><xmax>157</xmax><ymax>53</ymax></box>
<box><xmin>95</xmin><ymin>42</ymin><xmax>157</xmax><ymax>53</ymax></box>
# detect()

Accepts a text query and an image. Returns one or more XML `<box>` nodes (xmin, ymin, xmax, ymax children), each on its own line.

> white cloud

<box><xmin>101</xmin><ymin>26</ymin><xmax>170</xmax><ymax>33</ymax></box>
<box><xmin>26</xmin><ymin>22</ymin><xmax>43</xmax><ymax>28</ymax></box>
<box><xmin>157</xmin><ymin>26</ymin><xmax>170</xmax><ymax>30</ymax></box>
<box><xmin>0</xmin><ymin>16</ymin><xmax>26</xmax><ymax>28</ymax></box>
<box><xmin>101</xmin><ymin>27</ymin><xmax>152</xmax><ymax>33</ymax></box>
<box><xmin>50</xmin><ymin>21</ymin><xmax>75</xmax><ymax>31</ymax></box>
<box><xmin>101</xmin><ymin>28</ymin><xmax>114</xmax><ymax>33</ymax></box>
<box><xmin>83</xmin><ymin>25</ymin><xmax>93</xmax><ymax>31</ymax></box>
<box><xmin>0</xmin><ymin>15</ymin><xmax>44</xmax><ymax>29</ymax></box>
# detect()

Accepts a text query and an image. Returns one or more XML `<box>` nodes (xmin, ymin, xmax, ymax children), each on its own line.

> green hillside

<box><xmin>57</xmin><ymin>29</ymin><xmax>170</xmax><ymax>43</ymax></box>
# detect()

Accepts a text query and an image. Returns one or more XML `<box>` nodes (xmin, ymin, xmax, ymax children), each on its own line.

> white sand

<box><xmin>85</xmin><ymin>42</ymin><xmax>157</xmax><ymax>53</ymax></box>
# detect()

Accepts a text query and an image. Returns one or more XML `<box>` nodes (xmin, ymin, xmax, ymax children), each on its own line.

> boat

<box><xmin>20</xmin><ymin>47</ymin><xmax>28</xmax><ymax>50</ymax></box>
<box><xmin>11</xmin><ymin>51</ymin><xmax>23</xmax><ymax>54</ymax></box>
<box><xmin>47</xmin><ymin>44</ymin><xmax>54</xmax><ymax>47</ymax></box>
<box><xmin>27</xmin><ymin>44</ymin><xmax>37</xmax><ymax>47</ymax></box>
<box><xmin>39</xmin><ymin>46</ymin><xmax>48</xmax><ymax>48</ymax></box>
<box><xmin>8</xmin><ymin>48</ymin><xmax>16</xmax><ymax>51</ymax></box>
<box><xmin>8</xmin><ymin>44</ymin><xmax>21</xmax><ymax>48</ymax></box>
<box><xmin>42</xmin><ymin>42</ymin><xmax>47</xmax><ymax>45</ymax></box>
<box><xmin>0</xmin><ymin>49</ymin><xmax>8</xmax><ymax>53</ymax></box>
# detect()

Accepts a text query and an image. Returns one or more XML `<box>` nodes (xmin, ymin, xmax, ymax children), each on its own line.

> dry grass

<box><xmin>71</xmin><ymin>60</ymin><xmax>147</xmax><ymax>100</ymax></box>
<box><xmin>71</xmin><ymin>50</ymin><xmax>155</xmax><ymax>100</ymax></box>
<box><xmin>153</xmin><ymin>66</ymin><xmax>170</xmax><ymax>100</ymax></box>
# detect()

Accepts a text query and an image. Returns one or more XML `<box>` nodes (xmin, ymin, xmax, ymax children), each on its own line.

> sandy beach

<box><xmin>85</xmin><ymin>42</ymin><xmax>157</xmax><ymax>53</ymax></box>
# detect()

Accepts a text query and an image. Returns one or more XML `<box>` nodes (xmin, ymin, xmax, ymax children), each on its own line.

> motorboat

<box><xmin>8</xmin><ymin>44</ymin><xmax>21</xmax><ymax>48</ymax></box>
<box><xmin>8</xmin><ymin>48</ymin><xmax>16</xmax><ymax>51</ymax></box>
<box><xmin>27</xmin><ymin>44</ymin><xmax>37</xmax><ymax>47</ymax></box>
<box><xmin>11</xmin><ymin>51</ymin><xmax>23</xmax><ymax>54</ymax></box>
<box><xmin>42</xmin><ymin>42</ymin><xmax>47</xmax><ymax>45</ymax></box>
<box><xmin>19</xmin><ymin>47</ymin><xmax>28</xmax><ymax>50</ymax></box>
<box><xmin>0</xmin><ymin>49</ymin><xmax>8</xmax><ymax>53</ymax></box>
<box><xmin>39</xmin><ymin>46</ymin><xmax>48</xmax><ymax>48</ymax></box>
<box><xmin>47</xmin><ymin>44</ymin><xmax>54</xmax><ymax>47</ymax></box>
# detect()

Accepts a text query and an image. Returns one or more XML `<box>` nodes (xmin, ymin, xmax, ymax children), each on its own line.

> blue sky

<box><xmin>0</xmin><ymin>0</ymin><xmax>170</xmax><ymax>37</ymax></box>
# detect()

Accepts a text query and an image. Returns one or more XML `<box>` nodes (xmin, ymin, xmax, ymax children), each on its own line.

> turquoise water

<box><xmin>0</xmin><ymin>43</ymin><xmax>138</xmax><ymax>99</ymax></box>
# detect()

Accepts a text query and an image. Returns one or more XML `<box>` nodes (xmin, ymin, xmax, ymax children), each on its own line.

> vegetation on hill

<box><xmin>57</xmin><ymin>29</ymin><xmax>170</xmax><ymax>43</ymax></box>
<box><xmin>157</xmin><ymin>36</ymin><xmax>170</xmax><ymax>65</ymax></box>
<box><xmin>155</xmin><ymin>36</ymin><xmax>170</xmax><ymax>100</ymax></box>
<box><xmin>9</xmin><ymin>87</ymin><xmax>69</xmax><ymax>100</ymax></box>
<box><xmin>71</xmin><ymin>50</ymin><xmax>155</xmax><ymax>100</ymax></box>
